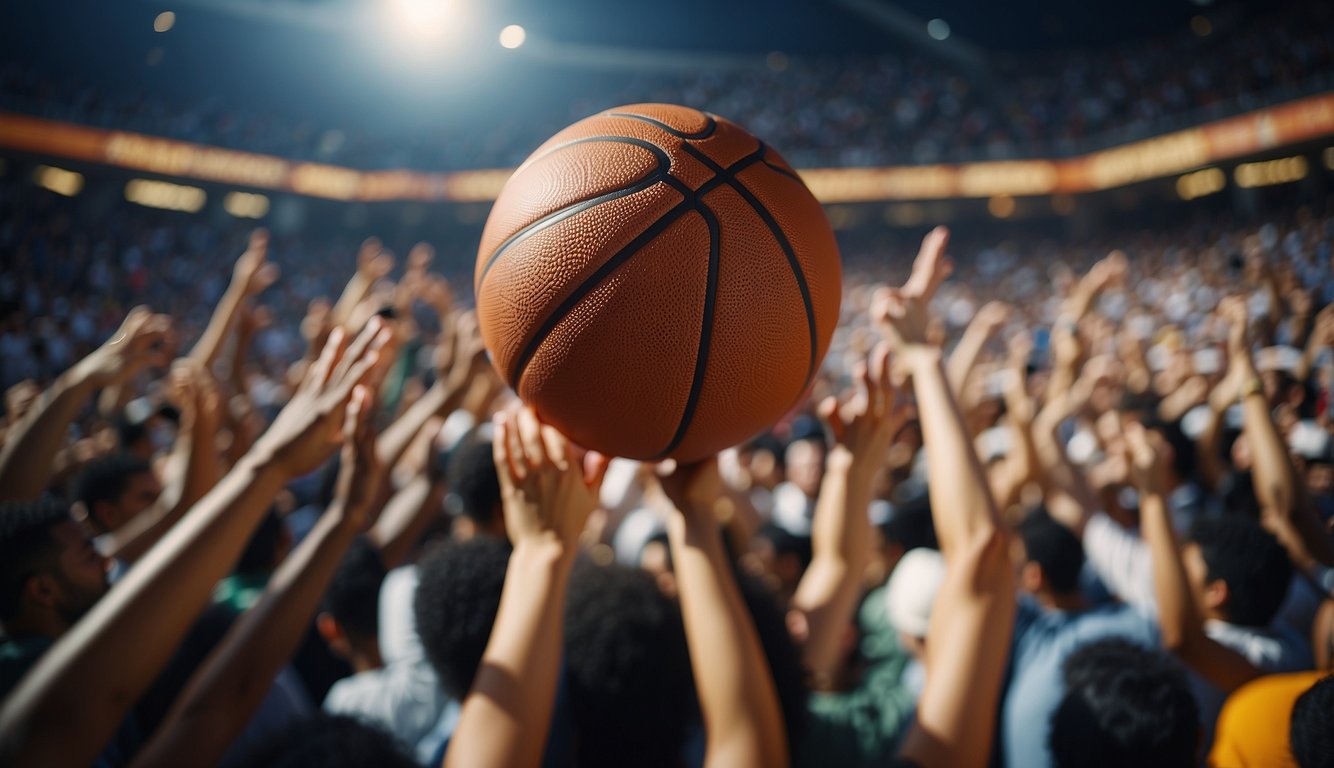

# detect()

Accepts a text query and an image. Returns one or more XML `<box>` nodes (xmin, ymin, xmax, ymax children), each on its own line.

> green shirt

<box><xmin>794</xmin><ymin>584</ymin><xmax>917</xmax><ymax>768</ymax></box>
<box><xmin>0</xmin><ymin>634</ymin><xmax>54</xmax><ymax>701</ymax></box>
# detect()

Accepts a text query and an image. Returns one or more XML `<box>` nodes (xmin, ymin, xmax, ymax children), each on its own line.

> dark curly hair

<box><xmin>413</xmin><ymin>537</ymin><xmax>511</xmax><ymax>698</ymax></box>
<box><xmin>1291</xmin><ymin>675</ymin><xmax>1334</xmax><ymax>768</ymax></box>
<box><xmin>563</xmin><ymin>560</ymin><xmax>694</xmax><ymax>768</ymax></box>
<box><xmin>1050</xmin><ymin>639</ymin><xmax>1199</xmax><ymax>768</ymax></box>
<box><xmin>322</xmin><ymin>536</ymin><xmax>386</xmax><ymax>642</ymax></box>
<box><xmin>447</xmin><ymin>438</ymin><xmax>502</xmax><ymax>529</ymax></box>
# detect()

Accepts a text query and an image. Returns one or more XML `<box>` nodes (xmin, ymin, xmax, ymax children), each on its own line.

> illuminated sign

<box><xmin>0</xmin><ymin>90</ymin><xmax>1332</xmax><ymax>204</ymax></box>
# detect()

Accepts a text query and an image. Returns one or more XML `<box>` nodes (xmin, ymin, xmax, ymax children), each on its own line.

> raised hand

<box><xmin>819</xmin><ymin>342</ymin><xmax>905</xmax><ymax>471</ymax></box>
<box><xmin>331</xmin><ymin>385</ymin><xmax>384</xmax><ymax>531</ymax></box>
<box><xmin>230</xmin><ymin>230</ymin><xmax>279</xmax><ymax>297</ymax></box>
<box><xmin>657</xmin><ymin>457</ymin><xmax>725</xmax><ymax>524</ymax></box>
<box><xmin>493</xmin><ymin>405</ymin><xmax>608</xmax><ymax>548</ymax></box>
<box><xmin>255</xmin><ymin>318</ymin><xmax>393</xmax><ymax>478</ymax></box>
<box><xmin>74</xmin><ymin>306</ymin><xmax>172</xmax><ymax>388</ymax></box>
<box><xmin>873</xmin><ymin>226</ymin><xmax>953</xmax><ymax>354</ymax></box>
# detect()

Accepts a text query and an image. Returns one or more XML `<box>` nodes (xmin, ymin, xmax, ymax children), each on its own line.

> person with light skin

<box><xmin>872</xmin><ymin>226</ymin><xmax>1017</xmax><ymax>768</ymax></box>
<box><xmin>0</xmin><ymin>315</ymin><xmax>392</xmax><ymax>768</ymax></box>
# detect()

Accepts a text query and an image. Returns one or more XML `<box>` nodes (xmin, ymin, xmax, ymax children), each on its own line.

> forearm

<box><xmin>0</xmin><ymin>454</ymin><xmax>288</xmax><ymax>768</ymax></box>
<box><xmin>133</xmin><ymin>505</ymin><xmax>359</xmax><ymax>768</ymax></box>
<box><xmin>791</xmin><ymin>451</ymin><xmax>873</xmax><ymax>683</ymax></box>
<box><xmin>446</xmin><ymin>541</ymin><xmax>573</xmax><ymax>768</ymax></box>
<box><xmin>369</xmin><ymin>475</ymin><xmax>440</xmax><ymax>570</ymax></box>
<box><xmin>906</xmin><ymin>348</ymin><xmax>1001</xmax><ymax>555</ymax></box>
<box><xmin>375</xmin><ymin>382</ymin><xmax>456</xmax><ymax>470</ymax></box>
<box><xmin>945</xmin><ymin>325</ymin><xmax>991</xmax><ymax>397</ymax></box>
<box><xmin>188</xmin><ymin>285</ymin><xmax>246</xmax><ymax>369</ymax></box>
<box><xmin>669</xmin><ymin>511</ymin><xmax>787</xmax><ymax>768</ymax></box>
<box><xmin>1139</xmin><ymin>491</ymin><xmax>1199</xmax><ymax>651</ymax></box>
<box><xmin>0</xmin><ymin>371</ymin><xmax>95</xmax><ymax>501</ymax></box>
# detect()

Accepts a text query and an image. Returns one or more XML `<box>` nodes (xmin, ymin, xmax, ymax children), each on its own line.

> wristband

<box><xmin>1240</xmin><ymin>377</ymin><xmax>1264</xmax><ymax>400</ymax></box>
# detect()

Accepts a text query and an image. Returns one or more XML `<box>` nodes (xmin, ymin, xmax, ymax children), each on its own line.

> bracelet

<box><xmin>1240</xmin><ymin>377</ymin><xmax>1264</xmax><ymax>399</ymax></box>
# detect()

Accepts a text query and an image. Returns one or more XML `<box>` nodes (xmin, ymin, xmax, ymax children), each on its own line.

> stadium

<box><xmin>1</xmin><ymin>0</ymin><xmax>1333</xmax><ymax>766</ymax></box>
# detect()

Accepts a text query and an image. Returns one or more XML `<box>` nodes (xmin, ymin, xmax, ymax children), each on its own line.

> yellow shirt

<box><xmin>1209</xmin><ymin>670</ymin><xmax>1327</xmax><ymax>767</ymax></box>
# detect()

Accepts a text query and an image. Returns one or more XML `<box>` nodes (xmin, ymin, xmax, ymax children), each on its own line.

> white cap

<box><xmin>884</xmin><ymin>548</ymin><xmax>947</xmax><ymax>638</ymax></box>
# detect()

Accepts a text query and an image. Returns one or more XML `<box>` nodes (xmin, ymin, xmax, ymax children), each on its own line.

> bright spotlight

<box><xmin>927</xmin><ymin>18</ymin><xmax>951</xmax><ymax>41</ymax></box>
<box><xmin>154</xmin><ymin>11</ymin><xmax>175</xmax><ymax>33</ymax></box>
<box><xmin>499</xmin><ymin>24</ymin><xmax>526</xmax><ymax>49</ymax></box>
<box><xmin>391</xmin><ymin>0</ymin><xmax>455</xmax><ymax>41</ymax></box>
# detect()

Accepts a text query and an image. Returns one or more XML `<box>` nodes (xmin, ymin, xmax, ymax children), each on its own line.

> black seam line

<box><xmin>649</xmin><ymin>201</ymin><xmax>720</xmax><ymax>461</ymax></box>
<box><xmin>605</xmin><ymin>111</ymin><xmax>718</xmax><ymax>140</ymax></box>
<box><xmin>679</xmin><ymin>142</ymin><xmax>819</xmax><ymax>386</ymax></box>
<box><xmin>762</xmin><ymin>158</ymin><xmax>804</xmax><ymax>184</ymax></box>
<box><xmin>509</xmin><ymin>199</ymin><xmax>695</xmax><ymax>387</ymax></box>
<box><xmin>476</xmin><ymin>136</ymin><xmax>671</xmax><ymax>292</ymax></box>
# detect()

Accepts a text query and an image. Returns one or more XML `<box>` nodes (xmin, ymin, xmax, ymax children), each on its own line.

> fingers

<box><xmin>331</xmin><ymin>316</ymin><xmax>386</xmax><ymax>384</ymax></box>
<box><xmin>503</xmin><ymin>408</ymin><xmax>528</xmax><ymax>481</ymax></box>
<box><xmin>583</xmin><ymin>451</ymin><xmax>611</xmax><ymax>490</ymax></box>
<box><xmin>869</xmin><ymin>342</ymin><xmax>893</xmax><ymax>411</ymax></box>
<box><xmin>516</xmin><ymin>406</ymin><xmax>548</xmax><ymax>470</ymax></box>
<box><xmin>492</xmin><ymin>412</ymin><xmax>520</xmax><ymax>488</ymax></box>
<box><xmin>540</xmin><ymin>424</ymin><xmax>569</xmax><ymax>472</ymax></box>
<box><xmin>247</xmin><ymin>229</ymin><xmax>269</xmax><ymax>255</ymax></box>
<box><xmin>904</xmin><ymin>225</ymin><xmax>952</xmax><ymax>300</ymax></box>
<box><xmin>305</xmin><ymin>326</ymin><xmax>346</xmax><ymax>393</ymax></box>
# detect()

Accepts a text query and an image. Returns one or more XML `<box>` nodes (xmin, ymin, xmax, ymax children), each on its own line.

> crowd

<box><xmin>3</xmin><ymin>0</ymin><xmax>1331</xmax><ymax>171</ymax></box>
<box><xmin>1</xmin><ymin>143</ymin><xmax>1333</xmax><ymax>767</ymax></box>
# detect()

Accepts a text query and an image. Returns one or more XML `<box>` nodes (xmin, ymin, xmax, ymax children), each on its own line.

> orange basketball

<box><xmin>474</xmin><ymin>103</ymin><xmax>842</xmax><ymax>462</ymax></box>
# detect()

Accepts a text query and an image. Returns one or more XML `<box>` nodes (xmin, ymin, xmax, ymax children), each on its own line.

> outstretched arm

<box><xmin>945</xmin><ymin>301</ymin><xmax>1010</xmax><ymax>399</ymax></box>
<box><xmin>0</xmin><ymin>321</ymin><xmax>391</xmax><ymax>768</ymax></box>
<box><xmin>791</xmin><ymin>343</ymin><xmax>905</xmax><ymax>686</ymax></box>
<box><xmin>876</xmin><ymin>227</ymin><xmax>1015</xmax><ymax>768</ymax></box>
<box><xmin>0</xmin><ymin>307</ymin><xmax>170</xmax><ymax>502</ymax></box>
<box><xmin>1126</xmin><ymin>423</ymin><xmax>1263</xmax><ymax>693</ymax></box>
<box><xmin>187</xmin><ymin>230</ymin><xmax>278</xmax><ymax>370</ymax></box>
<box><xmin>445</xmin><ymin>407</ymin><xmax>607</xmax><ymax>768</ymax></box>
<box><xmin>1219</xmin><ymin>299</ymin><xmax>1334</xmax><ymax>568</ymax></box>
<box><xmin>133</xmin><ymin>385</ymin><xmax>385</xmax><ymax>768</ymax></box>
<box><xmin>661</xmin><ymin>458</ymin><xmax>789</xmax><ymax>768</ymax></box>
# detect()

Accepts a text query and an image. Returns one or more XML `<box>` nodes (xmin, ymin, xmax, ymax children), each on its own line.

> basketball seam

<box><xmin>605</xmin><ymin>111</ymin><xmax>718</xmax><ymax>140</ymax></box>
<box><xmin>650</xmin><ymin>201</ymin><xmax>720</xmax><ymax>461</ymax></box>
<box><xmin>509</xmin><ymin>198</ymin><xmax>695</xmax><ymax>388</ymax></box>
<box><xmin>679</xmin><ymin>142</ymin><xmax>819</xmax><ymax>386</ymax></box>
<box><xmin>762</xmin><ymin>158</ymin><xmax>803</xmax><ymax>184</ymax></box>
<box><xmin>476</xmin><ymin>136</ymin><xmax>671</xmax><ymax>292</ymax></box>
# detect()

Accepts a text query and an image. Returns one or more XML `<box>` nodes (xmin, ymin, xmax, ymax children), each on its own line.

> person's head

<box><xmin>1139</xmin><ymin>416</ymin><xmax>1197</xmax><ymax>488</ymax></box>
<box><xmin>784</xmin><ymin>436</ymin><xmax>826</xmax><ymax>499</ymax></box>
<box><xmin>878</xmin><ymin>494</ymin><xmax>937</xmax><ymax>574</ymax></box>
<box><xmin>0</xmin><ymin>500</ymin><xmax>109</xmax><ymax>636</ymax></box>
<box><xmin>884</xmin><ymin>547</ymin><xmax>946</xmax><ymax>659</ymax></box>
<box><xmin>1290</xmin><ymin>675</ymin><xmax>1334</xmax><ymax>768</ymax></box>
<box><xmin>1050</xmin><ymin>639</ymin><xmax>1199</xmax><ymax>768</ymax></box>
<box><xmin>414</xmin><ymin>537</ymin><xmax>511</xmax><ymax>699</ymax></box>
<box><xmin>563</xmin><ymin>561</ymin><xmax>694</xmax><ymax>768</ymax></box>
<box><xmin>240</xmin><ymin>714</ymin><xmax>417</xmax><ymax>768</ymax></box>
<box><xmin>1014</xmin><ymin>509</ymin><xmax>1085</xmax><ymax>598</ymax></box>
<box><xmin>446</xmin><ymin>438</ymin><xmax>504</xmax><ymax>539</ymax></box>
<box><xmin>72</xmin><ymin>452</ymin><xmax>160</xmax><ymax>534</ymax></box>
<box><xmin>748</xmin><ymin>524</ymin><xmax>812</xmax><ymax>600</ymax></box>
<box><xmin>318</xmin><ymin>536</ymin><xmax>386</xmax><ymax>668</ymax></box>
<box><xmin>1184</xmin><ymin>516</ymin><xmax>1291</xmax><ymax>627</ymax></box>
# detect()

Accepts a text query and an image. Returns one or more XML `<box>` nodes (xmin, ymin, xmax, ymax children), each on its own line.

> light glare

<box><xmin>927</xmin><ymin>19</ymin><xmax>951</xmax><ymax>41</ymax></box>
<box><xmin>154</xmin><ymin>11</ymin><xmax>175</xmax><ymax>33</ymax></box>
<box><xmin>34</xmin><ymin>166</ymin><xmax>84</xmax><ymax>197</ymax></box>
<box><xmin>499</xmin><ymin>24</ymin><xmax>526</xmax><ymax>49</ymax></box>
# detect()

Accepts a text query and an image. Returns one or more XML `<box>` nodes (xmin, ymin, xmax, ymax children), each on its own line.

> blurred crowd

<box><xmin>2</xmin><ymin>0</ymin><xmax>1331</xmax><ymax>170</ymax></box>
<box><xmin>2</xmin><ymin>145</ymin><xmax>1334</xmax><ymax>768</ymax></box>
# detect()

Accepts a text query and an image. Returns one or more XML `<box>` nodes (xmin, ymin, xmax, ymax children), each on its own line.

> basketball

<box><xmin>474</xmin><ymin>103</ymin><xmax>842</xmax><ymax>462</ymax></box>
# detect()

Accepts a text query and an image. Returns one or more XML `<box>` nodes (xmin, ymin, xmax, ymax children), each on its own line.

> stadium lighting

<box><xmin>154</xmin><ymin>11</ymin><xmax>175</xmax><ymax>33</ymax></box>
<box><xmin>1176</xmin><ymin>167</ymin><xmax>1225</xmax><ymax>200</ymax></box>
<box><xmin>125</xmin><ymin>179</ymin><xmax>206</xmax><ymax>212</ymax></box>
<box><xmin>224</xmin><ymin>191</ymin><xmax>270</xmax><ymax>219</ymax></box>
<box><xmin>499</xmin><ymin>24</ymin><xmax>526</xmax><ymax>49</ymax></box>
<box><xmin>34</xmin><ymin>165</ymin><xmax>84</xmax><ymax>197</ymax></box>
<box><xmin>1234</xmin><ymin>156</ymin><xmax>1308</xmax><ymax>188</ymax></box>
<box><xmin>390</xmin><ymin>0</ymin><xmax>456</xmax><ymax>42</ymax></box>
<box><xmin>927</xmin><ymin>19</ymin><xmax>951</xmax><ymax>41</ymax></box>
<box><xmin>987</xmin><ymin>194</ymin><xmax>1015</xmax><ymax>218</ymax></box>
<box><xmin>1323</xmin><ymin>148</ymin><xmax>1334</xmax><ymax>170</ymax></box>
